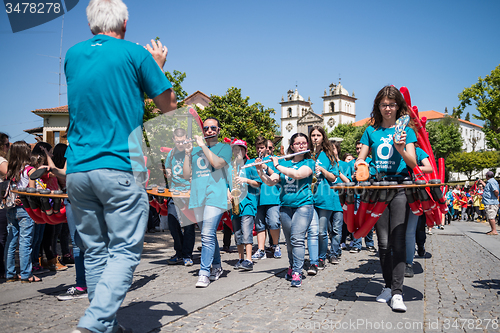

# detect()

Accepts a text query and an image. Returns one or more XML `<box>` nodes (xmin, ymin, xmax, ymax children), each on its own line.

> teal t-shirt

<box><xmin>416</xmin><ymin>147</ymin><xmax>429</xmax><ymax>164</ymax></box>
<box><xmin>276</xmin><ymin>158</ymin><xmax>314</xmax><ymax>207</ymax></box>
<box><xmin>360</xmin><ymin>125</ymin><xmax>417</xmax><ymax>176</ymax></box>
<box><xmin>236</xmin><ymin>159</ymin><xmax>261</xmax><ymax>216</ymax></box>
<box><xmin>313</xmin><ymin>151</ymin><xmax>341</xmax><ymax>211</ymax></box>
<box><xmin>189</xmin><ymin>142</ymin><xmax>232</xmax><ymax>210</ymax></box>
<box><xmin>65</xmin><ymin>35</ymin><xmax>172</xmax><ymax>174</ymax></box>
<box><xmin>259</xmin><ymin>158</ymin><xmax>281</xmax><ymax>206</ymax></box>
<box><xmin>337</xmin><ymin>160</ymin><xmax>352</xmax><ymax>182</ymax></box>
<box><xmin>164</xmin><ymin>149</ymin><xmax>190</xmax><ymax>191</ymax></box>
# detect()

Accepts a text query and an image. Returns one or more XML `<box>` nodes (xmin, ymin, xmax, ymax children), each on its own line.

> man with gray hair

<box><xmin>479</xmin><ymin>171</ymin><xmax>499</xmax><ymax>235</ymax></box>
<box><xmin>65</xmin><ymin>0</ymin><xmax>176</xmax><ymax>332</ymax></box>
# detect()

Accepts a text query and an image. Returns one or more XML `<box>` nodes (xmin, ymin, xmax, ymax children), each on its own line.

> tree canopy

<box><xmin>196</xmin><ymin>87</ymin><xmax>278</xmax><ymax>158</ymax></box>
<box><xmin>446</xmin><ymin>151</ymin><xmax>499</xmax><ymax>180</ymax></box>
<box><xmin>328</xmin><ymin>123</ymin><xmax>368</xmax><ymax>159</ymax></box>
<box><xmin>143</xmin><ymin>70</ymin><xmax>187</xmax><ymax>123</ymax></box>
<box><xmin>426</xmin><ymin>117</ymin><xmax>463</xmax><ymax>159</ymax></box>
<box><xmin>454</xmin><ymin>64</ymin><xmax>500</xmax><ymax>150</ymax></box>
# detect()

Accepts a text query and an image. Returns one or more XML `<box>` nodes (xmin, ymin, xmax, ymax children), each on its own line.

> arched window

<box><xmin>288</xmin><ymin>107</ymin><xmax>292</xmax><ymax>118</ymax></box>
<box><xmin>330</xmin><ymin>102</ymin><xmax>334</xmax><ymax>112</ymax></box>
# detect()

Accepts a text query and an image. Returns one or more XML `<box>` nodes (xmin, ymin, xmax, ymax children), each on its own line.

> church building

<box><xmin>280</xmin><ymin>80</ymin><xmax>357</xmax><ymax>151</ymax></box>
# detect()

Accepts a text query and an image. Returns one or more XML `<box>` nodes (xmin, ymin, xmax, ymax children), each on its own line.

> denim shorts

<box><xmin>255</xmin><ymin>205</ymin><xmax>280</xmax><ymax>232</ymax></box>
<box><xmin>232</xmin><ymin>215</ymin><xmax>255</xmax><ymax>245</ymax></box>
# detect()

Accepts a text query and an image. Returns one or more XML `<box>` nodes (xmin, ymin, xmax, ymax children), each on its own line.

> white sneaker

<box><xmin>376</xmin><ymin>287</ymin><xmax>392</xmax><ymax>303</ymax></box>
<box><xmin>390</xmin><ymin>294</ymin><xmax>407</xmax><ymax>312</ymax></box>
<box><xmin>209</xmin><ymin>266</ymin><xmax>223</xmax><ymax>281</ymax></box>
<box><xmin>195</xmin><ymin>275</ymin><xmax>210</xmax><ymax>288</ymax></box>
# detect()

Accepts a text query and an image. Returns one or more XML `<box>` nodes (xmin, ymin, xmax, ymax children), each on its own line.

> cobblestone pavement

<box><xmin>0</xmin><ymin>220</ymin><xmax>499</xmax><ymax>333</ymax></box>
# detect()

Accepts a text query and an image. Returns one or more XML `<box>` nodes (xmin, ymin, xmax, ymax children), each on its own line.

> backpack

<box><xmin>0</xmin><ymin>180</ymin><xmax>17</xmax><ymax>209</ymax></box>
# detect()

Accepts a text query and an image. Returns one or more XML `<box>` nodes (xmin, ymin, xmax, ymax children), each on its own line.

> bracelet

<box><xmin>274</xmin><ymin>164</ymin><xmax>279</xmax><ymax>169</ymax></box>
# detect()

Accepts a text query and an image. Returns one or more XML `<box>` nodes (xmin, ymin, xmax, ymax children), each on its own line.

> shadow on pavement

<box><xmin>117</xmin><ymin>300</ymin><xmax>188</xmax><ymax>332</ymax></box>
<box><xmin>472</xmin><ymin>279</ymin><xmax>500</xmax><ymax>290</ymax></box>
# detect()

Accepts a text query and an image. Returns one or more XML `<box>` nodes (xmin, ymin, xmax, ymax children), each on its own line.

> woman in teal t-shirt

<box><xmin>255</xmin><ymin>133</ymin><xmax>314</xmax><ymax>288</ymax></box>
<box><xmin>355</xmin><ymin>85</ymin><xmax>417</xmax><ymax>313</ymax></box>
<box><xmin>306</xmin><ymin>126</ymin><xmax>339</xmax><ymax>275</ymax></box>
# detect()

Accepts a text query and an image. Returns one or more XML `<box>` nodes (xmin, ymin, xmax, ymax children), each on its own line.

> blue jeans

<box><xmin>65</xmin><ymin>200</ymin><xmax>86</xmax><ymax>289</ymax></box>
<box><xmin>67</xmin><ymin>169</ymin><xmax>149</xmax><ymax>333</ymax></box>
<box><xmin>307</xmin><ymin>208</ymin><xmax>332</xmax><ymax>264</ymax></box>
<box><xmin>280</xmin><ymin>205</ymin><xmax>313</xmax><ymax>274</ymax></box>
<box><xmin>31</xmin><ymin>223</ymin><xmax>45</xmax><ymax>265</ymax></box>
<box><xmin>328</xmin><ymin>211</ymin><xmax>343</xmax><ymax>257</ymax></box>
<box><xmin>5</xmin><ymin>207</ymin><xmax>34</xmax><ymax>280</ymax></box>
<box><xmin>405</xmin><ymin>211</ymin><xmax>418</xmax><ymax>264</ymax></box>
<box><xmin>350</xmin><ymin>228</ymin><xmax>374</xmax><ymax>249</ymax></box>
<box><xmin>232</xmin><ymin>215</ymin><xmax>255</xmax><ymax>245</ymax></box>
<box><xmin>194</xmin><ymin>206</ymin><xmax>225</xmax><ymax>277</ymax></box>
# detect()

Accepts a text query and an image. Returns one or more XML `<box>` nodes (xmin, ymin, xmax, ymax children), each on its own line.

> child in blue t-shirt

<box><xmin>354</xmin><ymin>86</ymin><xmax>417</xmax><ymax>313</ymax></box>
<box><xmin>255</xmin><ymin>133</ymin><xmax>314</xmax><ymax>288</ymax></box>
<box><xmin>164</xmin><ymin>128</ymin><xmax>195</xmax><ymax>266</ymax></box>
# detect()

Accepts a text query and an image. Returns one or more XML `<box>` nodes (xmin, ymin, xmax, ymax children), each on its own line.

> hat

<box><xmin>230</xmin><ymin>138</ymin><xmax>249</xmax><ymax>159</ymax></box>
<box><xmin>230</xmin><ymin>138</ymin><xmax>247</xmax><ymax>149</ymax></box>
<box><xmin>486</xmin><ymin>171</ymin><xmax>494</xmax><ymax>178</ymax></box>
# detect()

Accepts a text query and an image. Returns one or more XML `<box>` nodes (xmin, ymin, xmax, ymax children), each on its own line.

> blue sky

<box><xmin>1</xmin><ymin>0</ymin><xmax>499</xmax><ymax>143</ymax></box>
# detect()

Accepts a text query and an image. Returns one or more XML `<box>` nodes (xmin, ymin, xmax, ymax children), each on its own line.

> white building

<box><xmin>280</xmin><ymin>81</ymin><xmax>356</xmax><ymax>151</ymax></box>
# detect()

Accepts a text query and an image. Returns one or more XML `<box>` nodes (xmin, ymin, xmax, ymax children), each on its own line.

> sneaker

<box><xmin>62</xmin><ymin>254</ymin><xmax>75</xmax><ymax>265</ymax></box>
<box><xmin>167</xmin><ymin>255</ymin><xmax>183</xmax><ymax>265</ymax></box>
<box><xmin>240</xmin><ymin>260</ymin><xmax>253</xmax><ymax>271</ymax></box>
<box><xmin>273</xmin><ymin>245</ymin><xmax>282</xmax><ymax>259</ymax></box>
<box><xmin>367</xmin><ymin>246</ymin><xmax>377</xmax><ymax>252</ymax></box>
<box><xmin>390</xmin><ymin>294</ymin><xmax>407</xmax><ymax>312</ymax></box>
<box><xmin>318</xmin><ymin>259</ymin><xmax>326</xmax><ymax>270</ymax></box>
<box><xmin>72</xmin><ymin>328</ymin><xmax>92</xmax><ymax>333</ymax></box>
<box><xmin>209</xmin><ymin>266</ymin><xmax>223</xmax><ymax>281</ymax></box>
<box><xmin>307</xmin><ymin>264</ymin><xmax>318</xmax><ymax>276</ymax></box>
<box><xmin>404</xmin><ymin>264</ymin><xmax>414</xmax><ymax>278</ymax></box>
<box><xmin>439</xmin><ymin>225</ymin><xmax>444</xmax><ymax>230</ymax></box>
<box><xmin>32</xmin><ymin>263</ymin><xmax>49</xmax><ymax>273</ymax></box>
<box><xmin>426</xmin><ymin>229</ymin><xmax>433</xmax><ymax>235</ymax></box>
<box><xmin>350</xmin><ymin>247</ymin><xmax>361</xmax><ymax>253</ymax></box>
<box><xmin>291</xmin><ymin>272</ymin><xmax>302</xmax><ymax>287</ymax></box>
<box><xmin>56</xmin><ymin>287</ymin><xmax>88</xmax><ymax>301</ymax></box>
<box><xmin>251</xmin><ymin>249</ymin><xmax>267</xmax><ymax>260</ymax></box>
<box><xmin>183</xmin><ymin>258</ymin><xmax>193</xmax><ymax>266</ymax></box>
<box><xmin>48</xmin><ymin>257</ymin><xmax>68</xmax><ymax>271</ymax></box>
<box><xmin>195</xmin><ymin>275</ymin><xmax>210</xmax><ymax>288</ymax></box>
<box><xmin>376</xmin><ymin>287</ymin><xmax>392</xmax><ymax>303</ymax></box>
<box><xmin>340</xmin><ymin>243</ymin><xmax>347</xmax><ymax>250</ymax></box>
<box><xmin>285</xmin><ymin>267</ymin><xmax>293</xmax><ymax>281</ymax></box>
<box><xmin>234</xmin><ymin>259</ymin><xmax>243</xmax><ymax>270</ymax></box>
<box><xmin>329</xmin><ymin>255</ymin><xmax>339</xmax><ymax>265</ymax></box>
<box><xmin>417</xmin><ymin>247</ymin><xmax>426</xmax><ymax>257</ymax></box>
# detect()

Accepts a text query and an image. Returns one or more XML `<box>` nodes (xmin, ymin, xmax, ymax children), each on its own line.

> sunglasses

<box><xmin>203</xmin><ymin>126</ymin><xmax>218</xmax><ymax>132</ymax></box>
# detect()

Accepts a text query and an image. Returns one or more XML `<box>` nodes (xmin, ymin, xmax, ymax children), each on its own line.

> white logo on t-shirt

<box><xmin>377</xmin><ymin>135</ymin><xmax>393</xmax><ymax>160</ymax></box>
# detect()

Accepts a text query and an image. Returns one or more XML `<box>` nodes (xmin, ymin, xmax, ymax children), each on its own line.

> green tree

<box><xmin>454</xmin><ymin>64</ymin><xmax>500</xmax><ymax>150</ymax></box>
<box><xmin>329</xmin><ymin>123</ymin><xmax>368</xmax><ymax>158</ymax></box>
<box><xmin>143</xmin><ymin>70</ymin><xmax>188</xmax><ymax>123</ymax></box>
<box><xmin>426</xmin><ymin>117</ymin><xmax>463</xmax><ymax>160</ymax></box>
<box><xmin>465</xmin><ymin>112</ymin><xmax>470</xmax><ymax>122</ymax></box>
<box><xmin>446</xmin><ymin>151</ymin><xmax>499</xmax><ymax>180</ymax></box>
<box><xmin>197</xmin><ymin>87</ymin><xmax>279</xmax><ymax>158</ymax></box>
